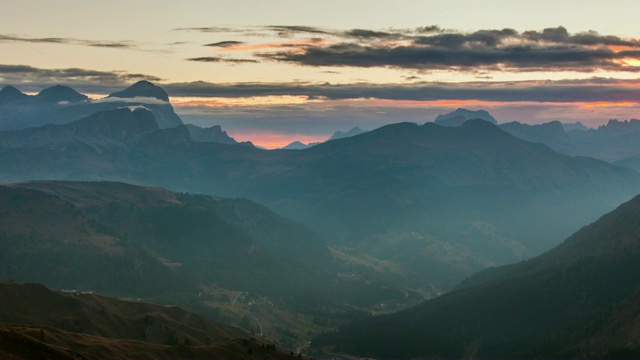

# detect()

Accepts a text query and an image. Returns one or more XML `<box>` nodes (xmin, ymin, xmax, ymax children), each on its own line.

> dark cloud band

<box><xmin>163</xmin><ymin>78</ymin><xmax>640</xmax><ymax>103</ymax></box>
<box><xmin>186</xmin><ymin>57</ymin><xmax>258</xmax><ymax>64</ymax></box>
<box><xmin>181</xmin><ymin>24</ymin><xmax>640</xmax><ymax>73</ymax></box>
<box><xmin>0</xmin><ymin>34</ymin><xmax>137</xmax><ymax>50</ymax></box>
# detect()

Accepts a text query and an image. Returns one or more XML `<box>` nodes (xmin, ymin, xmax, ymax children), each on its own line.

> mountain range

<box><xmin>499</xmin><ymin>118</ymin><xmax>640</xmax><ymax>170</ymax></box>
<box><xmin>0</xmin><ymin>81</ymin><xmax>181</xmax><ymax>130</ymax></box>
<box><xmin>0</xmin><ymin>100</ymin><xmax>637</xmax><ymax>289</ymax></box>
<box><xmin>315</xmin><ymin>191</ymin><xmax>640</xmax><ymax>358</ymax></box>
<box><xmin>3</xmin><ymin>80</ymin><xmax>640</xmax><ymax>358</ymax></box>
<box><xmin>281</xmin><ymin>126</ymin><xmax>367</xmax><ymax>149</ymax></box>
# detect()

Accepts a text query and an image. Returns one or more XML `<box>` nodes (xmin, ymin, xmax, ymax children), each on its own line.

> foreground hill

<box><xmin>314</xmin><ymin>193</ymin><xmax>640</xmax><ymax>359</ymax></box>
<box><xmin>0</xmin><ymin>282</ymin><xmax>294</xmax><ymax>359</ymax></box>
<box><xmin>0</xmin><ymin>112</ymin><xmax>638</xmax><ymax>289</ymax></box>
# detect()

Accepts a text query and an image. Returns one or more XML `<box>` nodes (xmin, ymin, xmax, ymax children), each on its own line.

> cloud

<box><xmin>205</xmin><ymin>40</ymin><xmax>244</xmax><ymax>48</ymax></box>
<box><xmin>174</xmin><ymin>24</ymin><xmax>640</xmax><ymax>72</ymax></box>
<box><xmin>94</xmin><ymin>96</ymin><xmax>168</xmax><ymax>105</ymax></box>
<box><xmin>185</xmin><ymin>57</ymin><xmax>258</xmax><ymax>64</ymax></box>
<box><xmin>174</xmin><ymin>26</ymin><xmax>241</xmax><ymax>33</ymax></box>
<box><xmin>262</xmin><ymin>25</ymin><xmax>332</xmax><ymax>37</ymax></box>
<box><xmin>522</xmin><ymin>26</ymin><xmax>640</xmax><ymax>47</ymax></box>
<box><xmin>123</xmin><ymin>105</ymin><xmax>152</xmax><ymax>111</ymax></box>
<box><xmin>342</xmin><ymin>29</ymin><xmax>407</xmax><ymax>41</ymax></box>
<box><xmin>415</xmin><ymin>25</ymin><xmax>444</xmax><ymax>34</ymax></box>
<box><xmin>176</xmin><ymin>25</ymin><xmax>637</xmax><ymax>73</ymax></box>
<box><xmin>163</xmin><ymin>77</ymin><xmax>640</xmax><ymax>104</ymax></box>
<box><xmin>413</xmin><ymin>28</ymin><xmax>518</xmax><ymax>47</ymax></box>
<box><xmin>261</xmin><ymin>42</ymin><xmax>640</xmax><ymax>73</ymax></box>
<box><xmin>0</xmin><ymin>34</ymin><xmax>138</xmax><ymax>50</ymax></box>
<box><xmin>0</xmin><ymin>64</ymin><xmax>162</xmax><ymax>93</ymax></box>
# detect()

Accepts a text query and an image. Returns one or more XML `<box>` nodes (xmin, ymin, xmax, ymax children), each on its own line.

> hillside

<box><xmin>0</xmin><ymin>180</ymin><xmax>353</xmax><ymax>301</ymax></box>
<box><xmin>314</xmin><ymin>193</ymin><xmax>640</xmax><ymax>359</ymax></box>
<box><xmin>0</xmin><ymin>282</ymin><xmax>295</xmax><ymax>359</ymax></box>
<box><xmin>0</xmin><ymin>180</ymin><xmax>408</xmax><ymax>347</ymax></box>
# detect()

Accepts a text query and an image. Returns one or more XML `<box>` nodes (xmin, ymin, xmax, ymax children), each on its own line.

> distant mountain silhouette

<box><xmin>434</xmin><ymin>108</ymin><xmax>497</xmax><ymax>126</ymax></box>
<box><xmin>328</xmin><ymin>127</ymin><xmax>367</xmax><ymax>141</ymax></box>
<box><xmin>281</xmin><ymin>140</ymin><xmax>320</xmax><ymax>150</ymax></box>
<box><xmin>34</xmin><ymin>85</ymin><xmax>88</xmax><ymax>104</ymax></box>
<box><xmin>499</xmin><ymin>118</ymin><xmax>640</xmax><ymax>171</ymax></box>
<box><xmin>499</xmin><ymin>120</ymin><xmax>572</xmax><ymax>153</ymax></box>
<box><xmin>186</xmin><ymin>124</ymin><xmax>252</xmax><ymax>146</ymax></box>
<box><xmin>315</xmin><ymin>193</ymin><xmax>640</xmax><ymax>358</ymax></box>
<box><xmin>279</xmin><ymin>127</ymin><xmax>367</xmax><ymax>149</ymax></box>
<box><xmin>0</xmin><ymin>85</ymin><xmax>29</xmax><ymax>104</ymax></box>
<box><xmin>0</xmin><ymin>282</ymin><xmax>295</xmax><ymax>359</ymax></box>
<box><xmin>562</xmin><ymin>121</ymin><xmax>588</xmax><ymax>132</ymax></box>
<box><xmin>0</xmin><ymin>81</ymin><xmax>182</xmax><ymax>130</ymax></box>
<box><xmin>108</xmin><ymin>80</ymin><xmax>170</xmax><ymax>102</ymax></box>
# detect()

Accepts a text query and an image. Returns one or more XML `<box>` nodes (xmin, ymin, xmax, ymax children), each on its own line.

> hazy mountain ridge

<box><xmin>434</xmin><ymin>108</ymin><xmax>498</xmax><ymax>127</ymax></box>
<box><xmin>0</xmin><ymin>114</ymin><xmax>638</xmax><ymax>290</ymax></box>
<box><xmin>281</xmin><ymin>140</ymin><xmax>320</xmax><ymax>150</ymax></box>
<box><xmin>498</xmin><ymin>117</ymin><xmax>640</xmax><ymax>171</ymax></box>
<box><xmin>0</xmin><ymin>81</ymin><xmax>181</xmax><ymax>130</ymax></box>
<box><xmin>327</xmin><ymin>126</ymin><xmax>367</xmax><ymax>141</ymax></box>
<box><xmin>281</xmin><ymin>126</ymin><xmax>367</xmax><ymax>149</ymax></box>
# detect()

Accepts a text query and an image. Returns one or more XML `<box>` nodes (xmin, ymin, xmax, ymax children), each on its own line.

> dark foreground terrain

<box><xmin>0</xmin><ymin>282</ymin><xmax>297</xmax><ymax>360</ymax></box>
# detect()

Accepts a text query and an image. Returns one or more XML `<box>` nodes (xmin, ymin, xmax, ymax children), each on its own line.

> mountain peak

<box><xmin>328</xmin><ymin>126</ymin><xmax>367</xmax><ymax>141</ymax></box>
<box><xmin>34</xmin><ymin>85</ymin><xmax>88</xmax><ymax>104</ymax></box>
<box><xmin>0</xmin><ymin>85</ymin><xmax>29</xmax><ymax>103</ymax></box>
<box><xmin>108</xmin><ymin>80</ymin><xmax>170</xmax><ymax>102</ymax></box>
<box><xmin>185</xmin><ymin>124</ymin><xmax>248</xmax><ymax>145</ymax></box>
<box><xmin>434</xmin><ymin>108</ymin><xmax>498</xmax><ymax>127</ymax></box>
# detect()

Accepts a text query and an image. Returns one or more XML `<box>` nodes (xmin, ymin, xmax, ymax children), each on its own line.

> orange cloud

<box><xmin>579</xmin><ymin>101</ymin><xmax>637</xmax><ymax>108</ymax></box>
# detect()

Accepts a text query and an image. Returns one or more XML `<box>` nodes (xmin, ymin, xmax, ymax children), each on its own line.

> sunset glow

<box><xmin>228</xmin><ymin>130</ymin><xmax>328</xmax><ymax>149</ymax></box>
<box><xmin>3</xmin><ymin>1</ymin><xmax>640</xmax><ymax>145</ymax></box>
<box><xmin>173</xmin><ymin>95</ymin><xmax>309</xmax><ymax>107</ymax></box>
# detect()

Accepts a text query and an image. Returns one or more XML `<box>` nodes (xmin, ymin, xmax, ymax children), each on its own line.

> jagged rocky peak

<box><xmin>108</xmin><ymin>80</ymin><xmax>170</xmax><ymax>102</ymax></box>
<box><xmin>434</xmin><ymin>108</ymin><xmax>498</xmax><ymax>127</ymax></box>
<box><xmin>184</xmin><ymin>124</ymin><xmax>247</xmax><ymax>145</ymax></box>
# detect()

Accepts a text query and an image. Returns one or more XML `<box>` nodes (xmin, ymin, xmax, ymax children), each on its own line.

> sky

<box><xmin>2</xmin><ymin>0</ymin><xmax>640</xmax><ymax>148</ymax></box>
